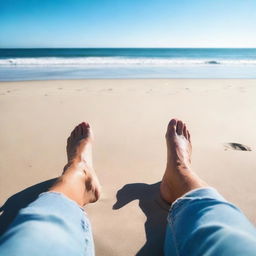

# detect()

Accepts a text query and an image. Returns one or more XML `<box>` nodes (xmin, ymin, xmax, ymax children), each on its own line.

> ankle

<box><xmin>63</xmin><ymin>158</ymin><xmax>88</xmax><ymax>173</ymax></box>
<box><xmin>50</xmin><ymin>171</ymin><xmax>91</xmax><ymax>206</ymax></box>
<box><xmin>166</xmin><ymin>162</ymin><xmax>191</xmax><ymax>175</ymax></box>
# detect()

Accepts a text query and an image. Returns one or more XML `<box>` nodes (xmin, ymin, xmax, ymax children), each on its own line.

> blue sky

<box><xmin>0</xmin><ymin>0</ymin><xmax>256</xmax><ymax>48</ymax></box>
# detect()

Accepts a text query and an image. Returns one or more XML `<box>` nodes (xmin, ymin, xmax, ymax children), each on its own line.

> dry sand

<box><xmin>0</xmin><ymin>79</ymin><xmax>256</xmax><ymax>255</ymax></box>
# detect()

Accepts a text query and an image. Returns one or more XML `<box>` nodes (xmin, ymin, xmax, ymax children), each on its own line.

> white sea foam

<box><xmin>1</xmin><ymin>57</ymin><xmax>256</xmax><ymax>66</ymax></box>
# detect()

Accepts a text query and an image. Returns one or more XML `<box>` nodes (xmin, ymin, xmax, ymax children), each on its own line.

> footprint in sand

<box><xmin>224</xmin><ymin>143</ymin><xmax>252</xmax><ymax>151</ymax></box>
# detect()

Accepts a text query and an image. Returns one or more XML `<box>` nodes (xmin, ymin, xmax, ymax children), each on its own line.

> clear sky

<box><xmin>0</xmin><ymin>0</ymin><xmax>256</xmax><ymax>48</ymax></box>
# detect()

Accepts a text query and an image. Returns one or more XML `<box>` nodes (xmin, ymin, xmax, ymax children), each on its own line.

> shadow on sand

<box><xmin>0</xmin><ymin>178</ymin><xmax>57</xmax><ymax>236</ymax></box>
<box><xmin>1</xmin><ymin>179</ymin><xmax>170</xmax><ymax>255</ymax></box>
<box><xmin>113</xmin><ymin>182</ymin><xmax>170</xmax><ymax>256</ymax></box>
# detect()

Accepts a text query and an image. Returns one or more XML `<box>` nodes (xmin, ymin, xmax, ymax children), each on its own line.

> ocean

<box><xmin>0</xmin><ymin>48</ymin><xmax>256</xmax><ymax>81</ymax></box>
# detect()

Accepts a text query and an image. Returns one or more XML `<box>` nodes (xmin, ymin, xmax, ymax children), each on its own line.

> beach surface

<box><xmin>0</xmin><ymin>79</ymin><xmax>256</xmax><ymax>255</ymax></box>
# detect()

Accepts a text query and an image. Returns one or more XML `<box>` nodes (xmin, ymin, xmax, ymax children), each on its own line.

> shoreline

<box><xmin>1</xmin><ymin>77</ymin><xmax>256</xmax><ymax>83</ymax></box>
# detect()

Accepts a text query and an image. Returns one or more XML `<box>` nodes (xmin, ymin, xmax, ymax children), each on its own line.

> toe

<box><xmin>167</xmin><ymin>119</ymin><xmax>177</xmax><ymax>134</ymax></box>
<box><xmin>78</xmin><ymin>123</ymin><xmax>83</xmax><ymax>136</ymax></box>
<box><xmin>81</xmin><ymin>122</ymin><xmax>90</xmax><ymax>136</ymax></box>
<box><xmin>82</xmin><ymin>122</ymin><xmax>91</xmax><ymax>137</ymax></box>
<box><xmin>188</xmin><ymin>131</ymin><xmax>191</xmax><ymax>142</ymax></box>
<box><xmin>183</xmin><ymin>124</ymin><xmax>188</xmax><ymax>139</ymax></box>
<box><xmin>71</xmin><ymin>127</ymin><xmax>76</xmax><ymax>138</ymax></box>
<box><xmin>80</xmin><ymin>123</ymin><xmax>85</xmax><ymax>135</ymax></box>
<box><xmin>74</xmin><ymin>125</ymin><xmax>79</xmax><ymax>136</ymax></box>
<box><xmin>169</xmin><ymin>118</ymin><xmax>177</xmax><ymax>126</ymax></box>
<box><xmin>83</xmin><ymin>122</ymin><xmax>90</xmax><ymax>128</ymax></box>
<box><xmin>176</xmin><ymin>120</ymin><xmax>184</xmax><ymax>135</ymax></box>
<box><xmin>81</xmin><ymin>122</ymin><xmax>87</xmax><ymax>136</ymax></box>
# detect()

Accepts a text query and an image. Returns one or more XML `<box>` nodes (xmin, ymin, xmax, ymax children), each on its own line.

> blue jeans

<box><xmin>0</xmin><ymin>192</ymin><xmax>94</xmax><ymax>256</ymax></box>
<box><xmin>164</xmin><ymin>188</ymin><xmax>256</xmax><ymax>256</ymax></box>
<box><xmin>0</xmin><ymin>189</ymin><xmax>256</xmax><ymax>255</ymax></box>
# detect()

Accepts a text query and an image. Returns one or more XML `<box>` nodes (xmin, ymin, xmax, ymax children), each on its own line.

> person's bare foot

<box><xmin>50</xmin><ymin>122</ymin><xmax>100</xmax><ymax>206</ymax></box>
<box><xmin>64</xmin><ymin>122</ymin><xmax>94</xmax><ymax>171</ymax></box>
<box><xmin>160</xmin><ymin>119</ymin><xmax>208</xmax><ymax>204</ymax></box>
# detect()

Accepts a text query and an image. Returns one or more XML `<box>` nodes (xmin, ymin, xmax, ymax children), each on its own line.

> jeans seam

<box><xmin>168</xmin><ymin>213</ymin><xmax>180</xmax><ymax>256</ymax></box>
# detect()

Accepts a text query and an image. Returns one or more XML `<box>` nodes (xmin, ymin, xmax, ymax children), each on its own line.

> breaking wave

<box><xmin>1</xmin><ymin>57</ymin><xmax>256</xmax><ymax>66</ymax></box>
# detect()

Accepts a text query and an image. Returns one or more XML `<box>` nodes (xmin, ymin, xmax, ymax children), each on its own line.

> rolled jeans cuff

<box><xmin>169</xmin><ymin>187</ymin><xmax>235</xmax><ymax>220</ymax></box>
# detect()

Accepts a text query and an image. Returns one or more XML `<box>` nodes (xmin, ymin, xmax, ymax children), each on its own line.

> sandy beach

<box><xmin>0</xmin><ymin>79</ymin><xmax>256</xmax><ymax>255</ymax></box>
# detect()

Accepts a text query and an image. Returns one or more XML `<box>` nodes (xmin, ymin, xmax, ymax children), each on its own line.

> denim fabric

<box><xmin>0</xmin><ymin>192</ymin><xmax>94</xmax><ymax>256</ymax></box>
<box><xmin>1</xmin><ymin>188</ymin><xmax>256</xmax><ymax>256</ymax></box>
<box><xmin>164</xmin><ymin>187</ymin><xmax>256</xmax><ymax>256</ymax></box>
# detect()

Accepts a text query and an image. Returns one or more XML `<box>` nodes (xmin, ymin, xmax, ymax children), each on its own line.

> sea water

<box><xmin>0</xmin><ymin>48</ymin><xmax>256</xmax><ymax>81</ymax></box>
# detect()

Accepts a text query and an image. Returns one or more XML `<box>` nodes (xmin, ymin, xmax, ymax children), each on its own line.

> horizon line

<box><xmin>1</xmin><ymin>47</ymin><xmax>256</xmax><ymax>49</ymax></box>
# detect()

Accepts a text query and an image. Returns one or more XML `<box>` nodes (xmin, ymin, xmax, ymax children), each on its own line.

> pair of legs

<box><xmin>1</xmin><ymin>119</ymin><xmax>256</xmax><ymax>255</ymax></box>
